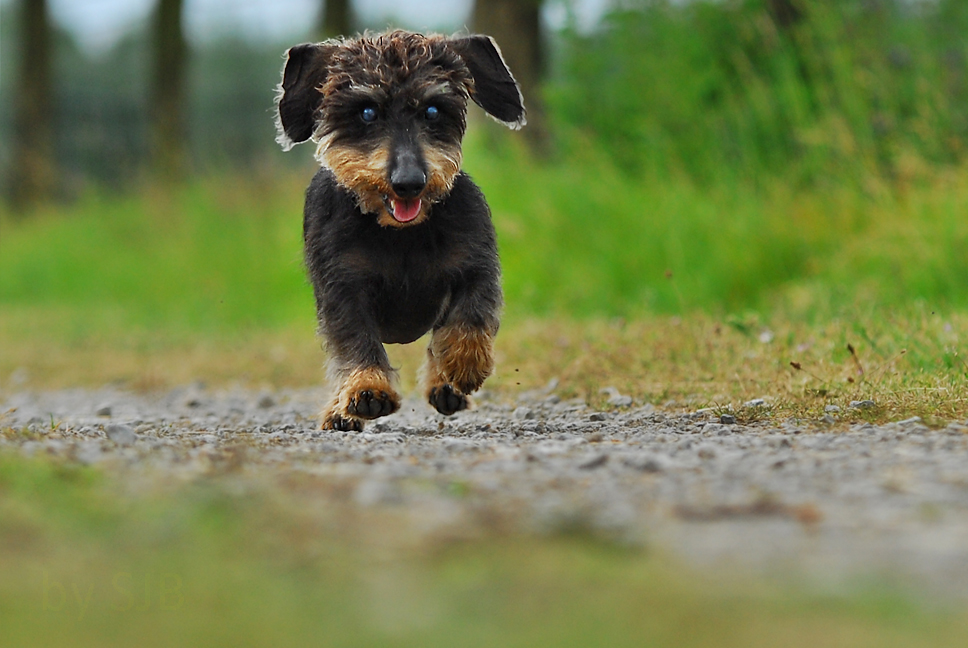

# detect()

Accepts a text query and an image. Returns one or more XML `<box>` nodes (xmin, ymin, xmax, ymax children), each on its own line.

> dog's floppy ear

<box><xmin>448</xmin><ymin>35</ymin><xmax>526</xmax><ymax>130</ymax></box>
<box><xmin>275</xmin><ymin>42</ymin><xmax>338</xmax><ymax>150</ymax></box>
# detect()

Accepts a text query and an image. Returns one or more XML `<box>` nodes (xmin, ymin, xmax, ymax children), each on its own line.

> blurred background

<box><xmin>3</xmin><ymin>7</ymin><xmax>967</xmax><ymax>641</ymax></box>
<box><xmin>3</xmin><ymin>0</ymin><xmax>966</xmax><ymax>192</ymax></box>
<box><xmin>1</xmin><ymin>0</ymin><xmax>967</xmax><ymax>355</ymax></box>
<box><xmin>1</xmin><ymin>0</ymin><xmax>584</xmax><ymax>191</ymax></box>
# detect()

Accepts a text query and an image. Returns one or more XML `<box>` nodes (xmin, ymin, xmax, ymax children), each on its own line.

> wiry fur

<box><xmin>275</xmin><ymin>30</ymin><xmax>525</xmax><ymax>431</ymax></box>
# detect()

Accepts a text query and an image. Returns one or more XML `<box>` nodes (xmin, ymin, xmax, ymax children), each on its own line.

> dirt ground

<box><xmin>4</xmin><ymin>384</ymin><xmax>968</xmax><ymax>599</ymax></box>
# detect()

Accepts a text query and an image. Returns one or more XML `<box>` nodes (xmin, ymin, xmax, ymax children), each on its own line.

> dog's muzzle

<box><xmin>387</xmin><ymin>143</ymin><xmax>427</xmax><ymax>223</ymax></box>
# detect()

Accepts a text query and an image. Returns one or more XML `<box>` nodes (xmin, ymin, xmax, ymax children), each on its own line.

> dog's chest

<box><xmin>365</xmin><ymin>231</ymin><xmax>457</xmax><ymax>344</ymax></box>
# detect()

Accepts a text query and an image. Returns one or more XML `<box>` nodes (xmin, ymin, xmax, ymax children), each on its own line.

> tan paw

<box><xmin>335</xmin><ymin>367</ymin><xmax>400</xmax><ymax>422</ymax></box>
<box><xmin>321</xmin><ymin>410</ymin><xmax>363</xmax><ymax>431</ymax></box>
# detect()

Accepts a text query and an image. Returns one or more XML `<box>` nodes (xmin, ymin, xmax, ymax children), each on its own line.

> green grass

<box><xmin>549</xmin><ymin>0</ymin><xmax>968</xmax><ymax>186</ymax></box>
<box><xmin>2</xmin><ymin>451</ymin><xmax>967</xmax><ymax>648</ymax></box>
<box><xmin>0</xmin><ymin>172</ymin><xmax>310</xmax><ymax>333</ymax></box>
<box><xmin>479</xmin><ymin>140</ymin><xmax>968</xmax><ymax>316</ymax></box>
<box><xmin>1</xmin><ymin>138</ymin><xmax>966</xmax><ymax>421</ymax></box>
<box><xmin>2</xmin><ymin>138</ymin><xmax>967</xmax><ymax>330</ymax></box>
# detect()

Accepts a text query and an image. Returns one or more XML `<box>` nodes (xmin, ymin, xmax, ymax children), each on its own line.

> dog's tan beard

<box><xmin>319</xmin><ymin>136</ymin><xmax>462</xmax><ymax>228</ymax></box>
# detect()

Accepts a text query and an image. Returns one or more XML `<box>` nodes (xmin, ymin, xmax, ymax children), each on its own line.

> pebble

<box><xmin>743</xmin><ymin>398</ymin><xmax>767</xmax><ymax>408</ymax></box>
<box><xmin>96</xmin><ymin>405</ymin><xmax>112</xmax><ymax>417</ymax></box>
<box><xmin>849</xmin><ymin>400</ymin><xmax>876</xmax><ymax>410</ymax></box>
<box><xmin>601</xmin><ymin>387</ymin><xmax>633</xmax><ymax>408</ymax></box>
<box><xmin>578</xmin><ymin>453</ymin><xmax>609</xmax><ymax>470</ymax></box>
<box><xmin>513</xmin><ymin>406</ymin><xmax>534</xmax><ymax>420</ymax></box>
<box><xmin>824</xmin><ymin>405</ymin><xmax>841</xmax><ymax>413</ymax></box>
<box><xmin>588</xmin><ymin>412</ymin><xmax>607</xmax><ymax>422</ymax></box>
<box><xmin>104</xmin><ymin>423</ymin><xmax>137</xmax><ymax>446</ymax></box>
<box><xmin>703</xmin><ymin>423</ymin><xmax>730</xmax><ymax>436</ymax></box>
<box><xmin>719</xmin><ymin>414</ymin><xmax>737</xmax><ymax>425</ymax></box>
<box><xmin>624</xmin><ymin>453</ymin><xmax>666</xmax><ymax>473</ymax></box>
<box><xmin>608</xmin><ymin>394</ymin><xmax>634</xmax><ymax>408</ymax></box>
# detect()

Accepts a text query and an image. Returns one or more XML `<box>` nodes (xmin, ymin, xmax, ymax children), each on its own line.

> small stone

<box><xmin>719</xmin><ymin>414</ymin><xmax>737</xmax><ymax>425</ymax></box>
<box><xmin>257</xmin><ymin>394</ymin><xmax>276</xmax><ymax>409</ymax></box>
<box><xmin>848</xmin><ymin>400</ymin><xmax>876</xmax><ymax>410</ymax></box>
<box><xmin>897</xmin><ymin>416</ymin><xmax>922</xmax><ymax>426</ymax></box>
<box><xmin>697</xmin><ymin>446</ymin><xmax>717</xmax><ymax>460</ymax></box>
<box><xmin>578</xmin><ymin>453</ymin><xmax>609</xmax><ymax>470</ymax></box>
<box><xmin>513</xmin><ymin>407</ymin><xmax>534</xmax><ymax>420</ymax></box>
<box><xmin>104</xmin><ymin>424</ymin><xmax>137</xmax><ymax>446</ymax></box>
<box><xmin>821</xmin><ymin>414</ymin><xmax>837</xmax><ymax>425</ymax></box>
<box><xmin>607</xmin><ymin>394</ymin><xmax>633</xmax><ymax>408</ymax></box>
<box><xmin>96</xmin><ymin>405</ymin><xmax>112</xmax><ymax>417</ymax></box>
<box><xmin>625</xmin><ymin>454</ymin><xmax>666</xmax><ymax>473</ymax></box>
<box><xmin>703</xmin><ymin>423</ymin><xmax>728</xmax><ymax>436</ymax></box>
<box><xmin>588</xmin><ymin>412</ymin><xmax>607</xmax><ymax>422</ymax></box>
<box><xmin>600</xmin><ymin>386</ymin><xmax>632</xmax><ymax>407</ymax></box>
<box><xmin>743</xmin><ymin>398</ymin><xmax>767</xmax><ymax>408</ymax></box>
<box><xmin>824</xmin><ymin>404</ymin><xmax>841</xmax><ymax>413</ymax></box>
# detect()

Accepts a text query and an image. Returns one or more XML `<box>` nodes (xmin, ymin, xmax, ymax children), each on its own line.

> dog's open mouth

<box><xmin>385</xmin><ymin>196</ymin><xmax>422</xmax><ymax>223</ymax></box>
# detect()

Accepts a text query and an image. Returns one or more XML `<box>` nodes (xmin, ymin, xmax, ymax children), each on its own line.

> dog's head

<box><xmin>275</xmin><ymin>30</ymin><xmax>525</xmax><ymax>227</ymax></box>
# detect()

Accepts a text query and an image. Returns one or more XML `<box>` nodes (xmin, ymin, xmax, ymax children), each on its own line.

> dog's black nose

<box><xmin>390</xmin><ymin>167</ymin><xmax>427</xmax><ymax>199</ymax></box>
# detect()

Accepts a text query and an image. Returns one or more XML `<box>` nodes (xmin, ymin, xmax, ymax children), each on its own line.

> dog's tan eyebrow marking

<box><xmin>421</xmin><ymin>83</ymin><xmax>453</xmax><ymax>99</ymax></box>
<box><xmin>346</xmin><ymin>83</ymin><xmax>387</xmax><ymax>101</ymax></box>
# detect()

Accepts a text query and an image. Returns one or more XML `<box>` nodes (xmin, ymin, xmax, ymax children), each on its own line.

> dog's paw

<box><xmin>322</xmin><ymin>412</ymin><xmax>363</xmax><ymax>432</ymax></box>
<box><xmin>428</xmin><ymin>384</ymin><xmax>468</xmax><ymax>416</ymax></box>
<box><xmin>337</xmin><ymin>368</ymin><xmax>400</xmax><ymax>421</ymax></box>
<box><xmin>346</xmin><ymin>389</ymin><xmax>398</xmax><ymax>419</ymax></box>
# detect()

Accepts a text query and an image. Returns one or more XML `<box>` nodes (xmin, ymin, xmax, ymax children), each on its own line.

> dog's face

<box><xmin>276</xmin><ymin>31</ymin><xmax>526</xmax><ymax>228</ymax></box>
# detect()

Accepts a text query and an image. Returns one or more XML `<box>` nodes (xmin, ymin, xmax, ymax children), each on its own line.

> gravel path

<box><xmin>3</xmin><ymin>385</ymin><xmax>968</xmax><ymax>598</ymax></box>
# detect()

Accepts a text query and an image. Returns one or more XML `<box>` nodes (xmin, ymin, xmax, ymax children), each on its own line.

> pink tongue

<box><xmin>391</xmin><ymin>198</ymin><xmax>421</xmax><ymax>223</ymax></box>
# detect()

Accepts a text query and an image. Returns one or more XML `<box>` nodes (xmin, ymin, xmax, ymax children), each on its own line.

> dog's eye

<box><xmin>424</xmin><ymin>105</ymin><xmax>439</xmax><ymax>121</ymax></box>
<box><xmin>361</xmin><ymin>106</ymin><xmax>378</xmax><ymax>123</ymax></box>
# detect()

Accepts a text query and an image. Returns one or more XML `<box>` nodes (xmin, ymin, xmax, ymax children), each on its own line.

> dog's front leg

<box><xmin>425</xmin><ymin>278</ymin><xmax>502</xmax><ymax>416</ymax></box>
<box><xmin>319</xmin><ymin>302</ymin><xmax>400</xmax><ymax>431</ymax></box>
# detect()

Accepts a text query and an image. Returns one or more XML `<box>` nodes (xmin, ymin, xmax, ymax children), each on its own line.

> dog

<box><xmin>274</xmin><ymin>30</ymin><xmax>526</xmax><ymax>431</ymax></box>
